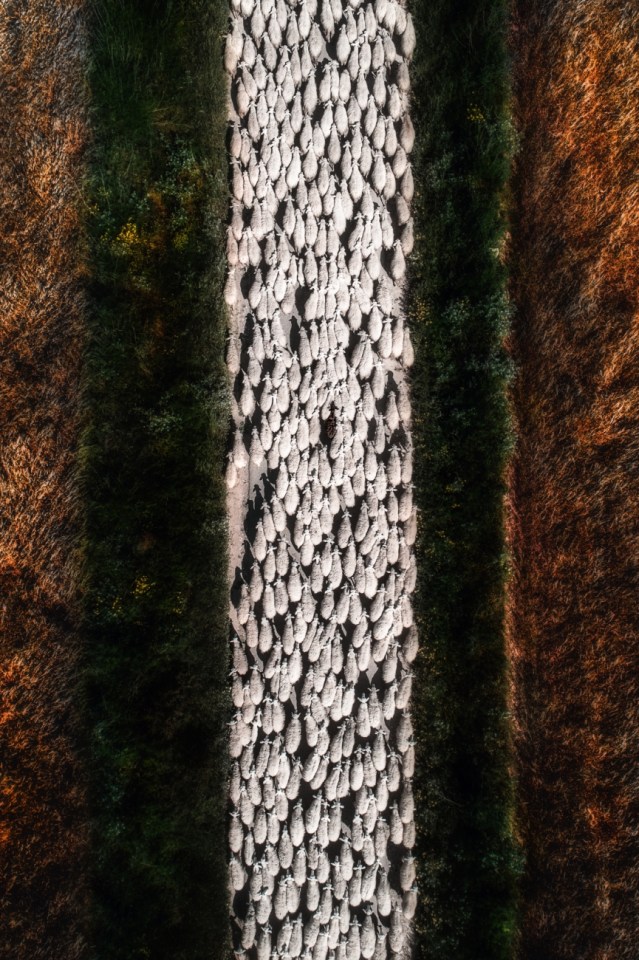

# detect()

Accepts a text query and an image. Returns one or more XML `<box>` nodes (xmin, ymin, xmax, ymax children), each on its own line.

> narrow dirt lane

<box><xmin>225</xmin><ymin>0</ymin><xmax>418</xmax><ymax>955</ymax></box>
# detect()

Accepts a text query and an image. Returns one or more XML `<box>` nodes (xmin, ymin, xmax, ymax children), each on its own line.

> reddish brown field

<box><xmin>0</xmin><ymin>3</ymin><xmax>89</xmax><ymax>957</ymax></box>
<box><xmin>508</xmin><ymin>2</ymin><xmax>639</xmax><ymax>958</ymax></box>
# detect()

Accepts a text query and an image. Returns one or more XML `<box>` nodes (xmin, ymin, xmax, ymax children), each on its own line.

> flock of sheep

<box><xmin>225</xmin><ymin>0</ymin><xmax>417</xmax><ymax>955</ymax></box>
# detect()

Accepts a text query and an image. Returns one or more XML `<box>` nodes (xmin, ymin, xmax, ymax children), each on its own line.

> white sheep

<box><xmin>285</xmin><ymin>875</ymin><xmax>301</xmax><ymax>918</ymax></box>
<box><xmin>376</xmin><ymin>772</ymin><xmax>390</xmax><ymax>814</ymax></box>
<box><xmin>346</xmin><ymin>919</ymin><xmax>362</xmax><ymax>960</ymax></box>
<box><xmin>399</xmin><ymin>854</ymin><xmax>416</xmax><ymax>894</ymax></box>
<box><xmin>306</xmin><ymin>871</ymin><xmax>321</xmax><ymax>915</ymax></box>
<box><xmin>286</xmin><ymin>759</ymin><xmax>303</xmax><ymax>803</ymax></box>
<box><xmin>292</xmin><ymin>846</ymin><xmax>307</xmax><ymax>891</ymax></box>
<box><xmin>289</xmin><ymin>918</ymin><xmax>304</xmax><ymax>958</ymax></box>
<box><xmin>240</xmin><ymin>902</ymin><xmax>257</xmax><ymax>951</ymax></box>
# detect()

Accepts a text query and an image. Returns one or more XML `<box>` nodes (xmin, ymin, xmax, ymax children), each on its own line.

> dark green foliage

<box><xmin>407</xmin><ymin>2</ymin><xmax>521</xmax><ymax>958</ymax></box>
<box><xmin>81</xmin><ymin>2</ymin><xmax>231</xmax><ymax>957</ymax></box>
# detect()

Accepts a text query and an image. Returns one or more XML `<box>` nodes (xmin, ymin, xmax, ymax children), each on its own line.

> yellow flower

<box><xmin>467</xmin><ymin>104</ymin><xmax>485</xmax><ymax>123</ymax></box>
<box><xmin>173</xmin><ymin>230</ymin><xmax>189</xmax><ymax>251</ymax></box>
<box><xmin>133</xmin><ymin>575</ymin><xmax>153</xmax><ymax>597</ymax></box>
<box><xmin>116</xmin><ymin>220</ymin><xmax>141</xmax><ymax>247</ymax></box>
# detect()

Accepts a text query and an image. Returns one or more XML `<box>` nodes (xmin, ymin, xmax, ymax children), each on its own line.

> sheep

<box><xmin>362</xmin><ymin>747</ymin><xmax>376</xmax><ymax>792</ymax></box>
<box><xmin>310</xmin><ymin>754</ymin><xmax>330</xmax><ymax>790</ymax></box>
<box><xmin>375</xmin><ymin>672</ymin><xmax>397</xmax><ymax>721</ymax></box>
<box><xmin>313</xmin><ymin>927</ymin><xmax>330</xmax><ymax>960</ymax></box>
<box><xmin>349</xmin><ymin>605</ymin><xmax>368</xmax><ymax>651</ymax></box>
<box><xmin>232</xmin><ymin>580</ymin><xmax>250</xmax><ymax>630</ymax></box>
<box><xmin>243</xmin><ymin>826</ymin><xmax>257</xmax><ymax>870</ymax></box>
<box><xmin>244</xmin><ymin>604</ymin><xmax>259</xmax><ymax>652</ymax></box>
<box><xmin>304</xmin><ymin>870</ymin><xmax>321</xmax><ymax>915</ymax></box>
<box><xmin>238</xmin><ymin>371</ymin><xmax>258</xmax><ymax>422</ymax></box>
<box><xmin>323</xmin><ymin>908</ymin><xmax>341</xmax><ymax>954</ymax></box>
<box><xmin>324</xmin><ymin>582</ymin><xmax>345</xmax><ymax>626</ymax></box>
<box><xmin>367</xmin><ymin>411</ymin><xmax>386</xmax><ymax>459</ymax></box>
<box><xmin>351</xmin><ymin>500</ymin><xmax>370</xmax><ymax>545</ymax></box>
<box><xmin>371</xmin><ymin>605</ymin><xmax>394</xmax><ymax>653</ymax></box>
<box><xmin>301</xmin><ymin>658</ymin><xmax>317</xmax><ymax>707</ymax></box>
<box><xmin>289</xmin><ymin>837</ymin><xmax>307</xmax><ymax>889</ymax></box>
<box><xmin>343</xmin><ymin>861</ymin><xmax>363</xmax><ymax>915</ymax></box>
<box><xmin>310</xmin><ymin>691</ymin><xmax>329</xmax><ymax>727</ymax></box>
<box><xmin>263</xmin><ymin>693</ymin><xmax>277</xmax><ymax>737</ymax></box>
<box><xmin>401</xmin><ymin>505</ymin><xmax>417</xmax><ymax>552</ymax></box>
<box><xmin>282</xmin><ymin>640</ymin><xmax>301</xmax><ymax>682</ymax></box>
<box><xmin>230</xmin><ymin>762</ymin><xmax>246</xmax><ymax>814</ymax></box>
<box><xmin>311</xmin><ymin>801</ymin><xmax>329</xmax><ymax>849</ymax></box>
<box><xmin>345</xmin><ymin>745</ymin><xmax>363</xmax><ymax>794</ymax></box>
<box><xmin>248</xmin><ymin>857</ymin><xmax>266</xmax><ymax>904</ymax></box>
<box><xmin>398</xmin><ymin>854</ymin><xmax>416</xmax><ymax>894</ymax></box>
<box><xmin>277</xmin><ymin>822</ymin><xmax>294</xmax><ymax>871</ymax></box>
<box><xmin>397</xmin><ymin>730</ymin><xmax>415</xmax><ymax>779</ymax></box>
<box><xmin>320</xmin><ymin>671</ymin><xmax>338</xmax><ymax>710</ymax></box>
<box><xmin>323</xmin><ymin>838</ymin><xmax>346</xmax><ymax>890</ymax></box>
<box><xmin>401</xmin><ymin>818</ymin><xmax>417</xmax><ymax>857</ymax></box>
<box><xmin>277</xmin><ymin>918</ymin><xmax>294</xmax><ymax>956</ymax></box>
<box><xmin>260</xmin><ymin>640</ymin><xmax>282</xmax><ymax>680</ymax></box>
<box><xmin>255</xmin><ymin>894</ymin><xmax>272</xmax><ymax>930</ymax></box>
<box><xmin>345</xmin><ymin>918</ymin><xmax>362</xmax><ymax>960</ymax></box>
<box><xmin>272</xmin><ymin>870</ymin><xmax>291</xmax><ymax>924</ymax></box>
<box><xmin>397</xmin><ymin>776</ymin><xmax>415</xmax><ymax>830</ymax></box>
<box><xmin>289</xmin><ymin>918</ymin><xmax>304</xmax><ymax>958</ymax></box>
<box><xmin>320</xmin><ymin>589</ymin><xmax>335</xmax><ymax>620</ymax></box>
<box><xmin>265</xmin><ymin>802</ymin><xmax>281</xmax><ymax>846</ymax></box>
<box><xmin>230</xmin><ymin>807</ymin><xmax>247</xmax><ymax>859</ymax></box>
<box><xmin>388</xmin><ymin>661</ymin><xmax>411</xmax><ymax>710</ymax></box>
<box><xmin>374</xmin><ymin>768</ymin><xmax>390</xmax><ymax>812</ymax></box>
<box><xmin>247</xmin><ymin>728</ymin><xmax>266</xmax><ymax>778</ymax></box>
<box><xmin>367</xmin><ymin>584</ymin><xmax>386</xmax><ymax>628</ymax></box>
<box><xmin>274</xmin><ymin>735</ymin><xmax>290</xmax><ymax>782</ymax></box>
<box><xmin>352</xmin><ymin>908</ymin><xmax>374</xmax><ymax>960</ymax></box>
<box><xmin>239</xmin><ymin>781</ymin><xmax>256</xmax><ymax>827</ymax></box>
<box><xmin>316</xmin><ymin>741</ymin><xmax>340</xmax><ymax>793</ymax></box>
<box><xmin>315</xmin><ymin>845</ymin><xmax>331</xmax><ymax>887</ymax></box>
<box><xmin>398</xmin><ymin>548</ymin><xmax>416</xmax><ymax>593</ymax></box>
<box><xmin>282</xmin><ymin>757</ymin><xmax>302</xmax><ymax>804</ymax></box>
<box><xmin>242</xmin><ymin>690</ymin><xmax>257</xmax><ymax>730</ymax></box>
<box><xmin>239</xmin><ymin>901</ymin><xmax>258</xmax><ymax>952</ymax></box>
<box><xmin>326</xmin><ymin>678</ymin><xmax>344</xmax><ymax>724</ymax></box>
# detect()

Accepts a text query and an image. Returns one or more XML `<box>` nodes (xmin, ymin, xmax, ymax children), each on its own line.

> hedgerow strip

<box><xmin>407</xmin><ymin>2</ymin><xmax>521</xmax><ymax>958</ymax></box>
<box><xmin>80</xmin><ymin>2</ymin><xmax>230</xmax><ymax>957</ymax></box>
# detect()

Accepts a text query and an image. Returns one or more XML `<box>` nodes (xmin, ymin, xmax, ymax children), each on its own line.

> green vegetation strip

<box><xmin>408</xmin><ymin>2</ymin><xmax>520</xmax><ymax>958</ymax></box>
<box><xmin>81</xmin><ymin>2</ymin><xmax>230</xmax><ymax>957</ymax></box>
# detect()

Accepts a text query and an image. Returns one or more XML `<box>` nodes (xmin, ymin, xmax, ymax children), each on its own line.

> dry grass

<box><xmin>0</xmin><ymin>3</ymin><xmax>89</xmax><ymax>957</ymax></box>
<box><xmin>508</xmin><ymin>2</ymin><xmax>639</xmax><ymax>957</ymax></box>
<box><xmin>409</xmin><ymin>2</ymin><xmax>519</xmax><ymax>957</ymax></box>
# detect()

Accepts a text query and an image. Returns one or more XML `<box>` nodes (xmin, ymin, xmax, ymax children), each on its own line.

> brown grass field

<box><xmin>0</xmin><ymin>3</ymin><xmax>89</xmax><ymax>957</ymax></box>
<box><xmin>508</xmin><ymin>2</ymin><xmax>639</xmax><ymax>958</ymax></box>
